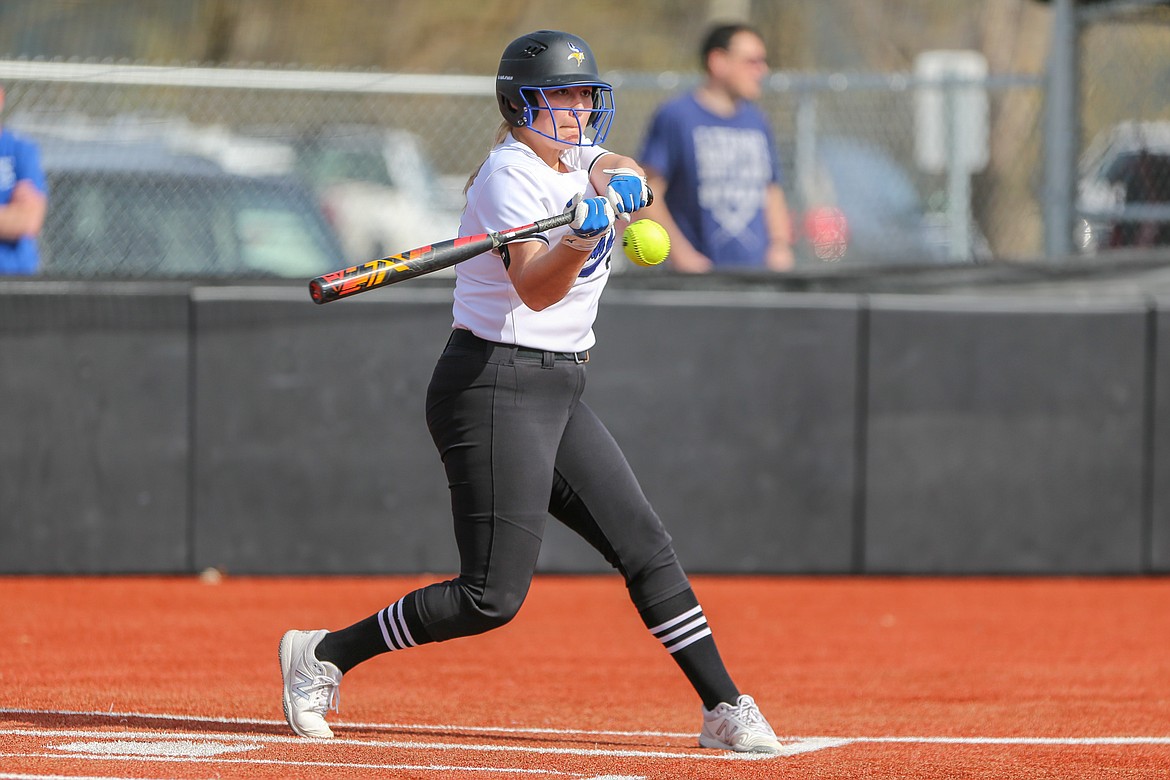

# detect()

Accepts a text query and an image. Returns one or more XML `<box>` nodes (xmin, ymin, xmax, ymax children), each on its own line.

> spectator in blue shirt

<box><xmin>640</xmin><ymin>23</ymin><xmax>793</xmax><ymax>272</ymax></box>
<box><xmin>0</xmin><ymin>85</ymin><xmax>48</xmax><ymax>275</ymax></box>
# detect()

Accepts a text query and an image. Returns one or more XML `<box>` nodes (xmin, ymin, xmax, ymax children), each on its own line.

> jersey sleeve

<box><xmin>561</xmin><ymin>143</ymin><xmax>610</xmax><ymax>175</ymax></box>
<box><xmin>465</xmin><ymin>163</ymin><xmax>558</xmax><ymax>247</ymax></box>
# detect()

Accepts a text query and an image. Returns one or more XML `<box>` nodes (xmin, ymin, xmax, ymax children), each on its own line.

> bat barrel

<box><xmin>307</xmin><ymin>254</ymin><xmax>433</xmax><ymax>304</ymax></box>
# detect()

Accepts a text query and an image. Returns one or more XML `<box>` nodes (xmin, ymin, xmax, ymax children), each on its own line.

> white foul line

<box><xmin>0</xmin><ymin>707</ymin><xmax>696</xmax><ymax>739</ymax></box>
<box><xmin>844</xmin><ymin>735</ymin><xmax>1170</xmax><ymax>745</ymax></box>
<box><xmin>0</xmin><ymin>727</ymin><xmax>787</xmax><ymax>762</ymax></box>
<box><xmin>2</xmin><ymin>708</ymin><xmax>1168</xmax><ymax>747</ymax></box>
<box><xmin>0</xmin><ymin>774</ymin><xmax>215</xmax><ymax>780</ymax></box>
<box><xmin>1</xmin><ymin>754</ymin><xmax>586</xmax><ymax>777</ymax></box>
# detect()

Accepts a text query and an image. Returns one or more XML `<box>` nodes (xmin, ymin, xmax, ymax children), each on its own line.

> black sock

<box><xmin>314</xmin><ymin>594</ymin><xmax>431</xmax><ymax>674</ymax></box>
<box><xmin>639</xmin><ymin>589</ymin><xmax>740</xmax><ymax>710</ymax></box>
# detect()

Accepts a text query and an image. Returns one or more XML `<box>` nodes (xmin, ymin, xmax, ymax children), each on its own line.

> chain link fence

<box><xmin>0</xmin><ymin>2</ymin><xmax>1167</xmax><ymax>280</ymax></box>
<box><xmin>0</xmin><ymin>60</ymin><xmax>1046</xmax><ymax>278</ymax></box>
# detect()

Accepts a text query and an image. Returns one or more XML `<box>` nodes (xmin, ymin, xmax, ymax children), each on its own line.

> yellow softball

<box><xmin>622</xmin><ymin>219</ymin><xmax>670</xmax><ymax>266</ymax></box>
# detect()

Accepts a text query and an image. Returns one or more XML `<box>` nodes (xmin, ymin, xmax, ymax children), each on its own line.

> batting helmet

<box><xmin>496</xmin><ymin>30</ymin><xmax>615</xmax><ymax>146</ymax></box>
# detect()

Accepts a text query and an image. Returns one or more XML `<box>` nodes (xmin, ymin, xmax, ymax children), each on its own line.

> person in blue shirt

<box><xmin>640</xmin><ymin>23</ymin><xmax>794</xmax><ymax>272</ymax></box>
<box><xmin>0</xmin><ymin>85</ymin><xmax>48</xmax><ymax>275</ymax></box>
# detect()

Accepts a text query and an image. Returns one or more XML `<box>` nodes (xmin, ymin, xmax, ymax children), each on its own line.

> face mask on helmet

<box><xmin>496</xmin><ymin>31</ymin><xmax>616</xmax><ymax>147</ymax></box>
<box><xmin>517</xmin><ymin>84</ymin><xmax>615</xmax><ymax>146</ymax></box>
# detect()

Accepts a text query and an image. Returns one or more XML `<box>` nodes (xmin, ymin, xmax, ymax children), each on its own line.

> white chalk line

<box><xmin>0</xmin><ymin>709</ymin><xmax>802</xmax><ymax>761</ymax></box>
<box><xmin>0</xmin><ymin>774</ymin><xmax>214</xmax><ymax>780</ymax></box>
<box><xmin>3</xmin><ymin>706</ymin><xmax>1167</xmax><ymax>780</ymax></box>
<box><xmin>0</xmin><ymin>707</ymin><xmax>697</xmax><ymax>739</ymax></box>
<box><xmin>0</xmin><ymin>776</ymin><xmax>641</xmax><ymax>780</ymax></box>
<box><xmin>847</xmin><ymin>735</ymin><xmax>1170</xmax><ymax>745</ymax></box>
<box><xmin>0</xmin><ymin>754</ymin><xmax>590</xmax><ymax>777</ymax></box>
<box><xmin>0</xmin><ymin>775</ymin><xmax>210</xmax><ymax>780</ymax></box>
<box><xmin>2</xmin><ymin>708</ymin><xmax>1168</xmax><ymax>747</ymax></box>
<box><xmin>0</xmin><ymin>726</ymin><xmax>789</xmax><ymax>761</ymax></box>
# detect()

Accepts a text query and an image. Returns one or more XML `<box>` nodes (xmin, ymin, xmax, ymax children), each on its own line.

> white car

<box><xmin>294</xmin><ymin>126</ymin><xmax>462</xmax><ymax>265</ymax></box>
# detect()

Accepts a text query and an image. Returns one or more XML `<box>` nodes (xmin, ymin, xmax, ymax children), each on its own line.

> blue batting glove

<box><xmin>562</xmin><ymin>193</ymin><xmax>615</xmax><ymax>252</ymax></box>
<box><xmin>603</xmin><ymin>167</ymin><xmax>649</xmax><ymax>222</ymax></box>
<box><xmin>566</xmin><ymin>193</ymin><xmax>616</xmax><ymax>238</ymax></box>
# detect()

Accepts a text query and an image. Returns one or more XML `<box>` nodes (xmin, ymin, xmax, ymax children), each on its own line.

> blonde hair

<box><xmin>464</xmin><ymin>121</ymin><xmax>513</xmax><ymax>195</ymax></box>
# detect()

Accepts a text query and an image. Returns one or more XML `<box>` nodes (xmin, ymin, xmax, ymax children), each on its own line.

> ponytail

<box><xmin>464</xmin><ymin>121</ymin><xmax>513</xmax><ymax>195</ymax></box>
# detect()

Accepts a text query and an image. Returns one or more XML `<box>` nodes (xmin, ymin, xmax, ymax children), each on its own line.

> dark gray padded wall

<box><xmin>865</xmin><ymin>296</ymin><xmax>1149</xmax><ymax>574</ymax></box>
<box><xmin>191</xmin><ymin>287</ymin><xmax>457</xmax><ymax>574</ymax></box>
<box><xmin>535</xmin><ymin>290</ymin><xmax>862</xmax><ymax>574</ymax></box>
<box><xmin>4</xmin><ymin>283</ymin><xmax>1159</xmax><ymax>577</ymax></box>
<box><xmin>0</xmin><ymin>287</ymin><xmax>190</xmax><ymax>573</ymax></box>
<box><xmin>194</xmin><ymin>287</ymin><xmax>861</xmax><ymax>576</ymax></box>
<box><xmin>1153</xmin><ymin>297</ymin><xmax>1169</xmax><ymax>572</ymax></box>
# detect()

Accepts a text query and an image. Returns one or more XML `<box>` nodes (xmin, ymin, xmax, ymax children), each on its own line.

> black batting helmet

<box><xmin>495</xmin><ymin>30</ymin><xmax>615</xmax><ymax>146</ymax></box>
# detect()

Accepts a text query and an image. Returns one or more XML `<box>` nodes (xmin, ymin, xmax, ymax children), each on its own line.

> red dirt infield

<box><xmin>2</xmin><ymin>575</ymin><xmax>1168</xmax><ymax>778</ymax></box>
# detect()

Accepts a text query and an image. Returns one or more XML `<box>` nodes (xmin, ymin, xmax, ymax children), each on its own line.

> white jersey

<box><xmin>453</xmin><ymin>134</ymin><xmax>616</xmax><ymax>353</ymax></box>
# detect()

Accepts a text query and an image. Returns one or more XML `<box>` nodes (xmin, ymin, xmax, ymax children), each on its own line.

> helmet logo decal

<box><xmin>566</xmin><ymin>42</ymin><xmax>585</xmax><ymax>67</ymax></box>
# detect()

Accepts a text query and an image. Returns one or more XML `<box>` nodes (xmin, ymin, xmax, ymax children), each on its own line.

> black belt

<box><xmin>449</xmin><ymin>328</ymin><xmax>590</xmax><ymax>364</ymax></box>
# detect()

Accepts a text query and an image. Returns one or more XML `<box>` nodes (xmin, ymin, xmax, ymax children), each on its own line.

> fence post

<box><xmin>1043</xmin><ymin>0</ymin><xmax>1080</xmax><ymax>259</ymax></box>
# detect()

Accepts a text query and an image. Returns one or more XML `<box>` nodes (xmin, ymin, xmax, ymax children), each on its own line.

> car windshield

<box><xmin>43</xmin><ymin>171</ymin><xmax>342</xmax><ymax>278</ymax></box>
<box><xmin>1104</xmin><ymin>152</ymin><xmax>1170</xmax><ymax>201</ymax></box>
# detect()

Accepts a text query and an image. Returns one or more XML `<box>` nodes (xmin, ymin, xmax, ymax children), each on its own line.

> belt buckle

<box><xmin>574</xmin><ymin>351</ymin><xmax>589</xmax><ymax>364</ymax></box>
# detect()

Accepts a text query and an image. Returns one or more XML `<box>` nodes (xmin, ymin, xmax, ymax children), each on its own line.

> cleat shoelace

<box><xmin>727</xmin><ymin>698</ymin><xmax>775</xmax><ymax>737</ymax></box>
<box><xmin>304</xmin><ymin>667</ymin><xmax>341</xmax><ymax>716</ymax></box>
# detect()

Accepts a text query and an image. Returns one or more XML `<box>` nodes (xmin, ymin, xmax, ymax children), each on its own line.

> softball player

<box><xmin>280</xmin><ymin>29</ymin><xmax>783</xmax><ymax>754</ymax></box>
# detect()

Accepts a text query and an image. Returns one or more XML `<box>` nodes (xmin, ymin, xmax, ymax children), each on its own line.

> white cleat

<box><xmin>279</xmin><ymin>629</ymin><xmax>342</xmax><ymax>738</ymax></box>
<box><xmin>698</xmin><ymin>693</ymin><xmax>784</xmax><ymax>754</ymax></box>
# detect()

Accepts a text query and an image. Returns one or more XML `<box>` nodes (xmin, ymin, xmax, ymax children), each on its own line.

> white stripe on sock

<box><xmin>656</xmin><ymin>616</ymin><xmax>708</xmax><ymax>646</ymax></box>
<box><xmin>395</xmin><ymin>598</ymin><xmax>417</xmax><ymax>648</ymax></box>
<box><xmin>386</xmin><ymin>601</ymin><xmax>409</xmax><ymax>650</ymax></box>
<box><xmin>648</xmin><ymin>604</ymin><xmax>703</xmax><ymax>636</ymax></box>
<box><xmin>377</xmin><ymin>606</ymin><xmax>398</xmax><ymax>651</ymax></box>
<box><xmin>664</xmin><ymin>626</ymin><xmax>712</xmax><ymax>654</ymax></box>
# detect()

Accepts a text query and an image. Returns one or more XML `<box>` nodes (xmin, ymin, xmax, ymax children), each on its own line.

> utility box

<box><xmin>914</xmin><ymin>50</ymin><xmax>990</xmax><ymax>175</ymax></box>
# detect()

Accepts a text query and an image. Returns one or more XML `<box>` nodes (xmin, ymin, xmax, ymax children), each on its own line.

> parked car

<box><xmin>1078</xmin><ymin>121</ymin><xmax>1170</xmax><ymax>252</ymax></box>
<box><xmin>35</xmin><ymin>137</ymin><xmax>346</xmax><ymax>278</ymax></box>
<box><xmin>790</xmin><ymin>136</ymin><xmax>987</xmax><ymax>265</ymax></box>
<box><xmin>291</xmin><ymin>125</ymin><xmax>462</xmax><ymax>263</ymax></box>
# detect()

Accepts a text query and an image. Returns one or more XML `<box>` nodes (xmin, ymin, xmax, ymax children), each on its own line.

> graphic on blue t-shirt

<box><xmin>640</xmin><ymin>94</ymin><xmax>781</xmax><ymax>267</ymax></box>
<box><xmin>693</xmin><ymin>125</ymin><xmax>773</xmax><ymax>243</ymax></box>
<box><xmin>0</xmin><ymin>155</ymin><xmax>16</xmax><ymax>190</ymax></box>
